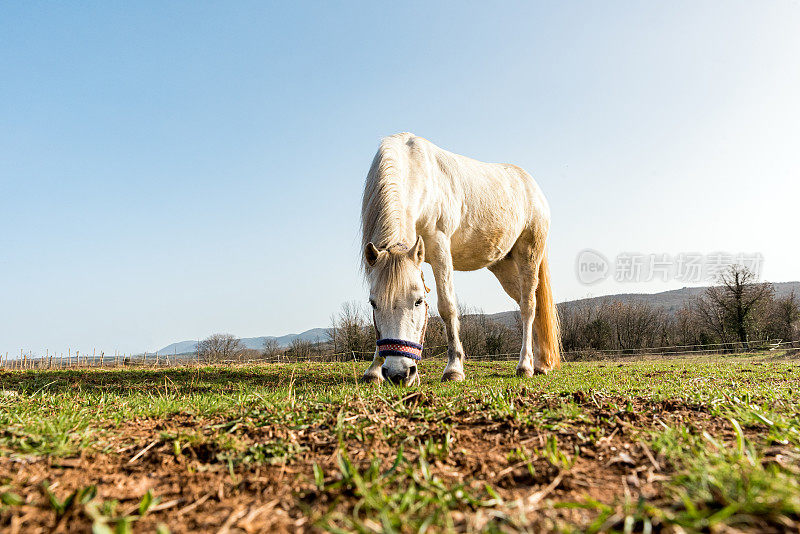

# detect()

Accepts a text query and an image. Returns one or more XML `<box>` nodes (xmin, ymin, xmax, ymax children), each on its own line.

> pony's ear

<box><xmin>364</xmin><ymin>242</ymin><xmax>384</xmax><ymax>266</ymax></box>
<box><xmin>409</xmin><ymin>235</ymin><xmax>425</xmax><ymax>266</ymax></box>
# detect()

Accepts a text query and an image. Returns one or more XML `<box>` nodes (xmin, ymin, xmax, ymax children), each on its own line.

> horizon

<box><xmin>7</xmin><ymin>277</ymin><xmax>800</xmax><ymax>359</ymax></box>
<box><xmin>74</xmin><ymin>279</ymin><xmax>800</xmax><ymax>358</ymax></box>
<box><xmin>2</xmin><ymin>2</ymin><xmax>799</xmax><ymax>356</ymax></box>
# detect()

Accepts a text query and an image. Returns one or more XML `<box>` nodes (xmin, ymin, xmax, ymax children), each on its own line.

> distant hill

<box><xmin>157</xmin><ymin>282</ymin><xmax>799</xmax><ymax>354</ymax></box>
<box><xmin>158</xmin><ymin>328</ymin><xmax>329</xmax><ymax>355</ymax></box>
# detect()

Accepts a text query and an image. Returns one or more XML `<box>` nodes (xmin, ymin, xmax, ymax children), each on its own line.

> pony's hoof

<box><xmin>533</xmin><ymin>367</ymin><xmax>550</xmax><ymax>376</ymax></box>
<box><xmin>516</xmin><ymin>367</ymin><xmax>534</xmax><ymax>378</ymax></box>
<box><xmin>361</xmin><ymin>374</ymin><xmax>384</xmax><ymax>384</ymax></box>
<box><xmin>441</xmin><ymin>370</ymin><xmax>465</xmax><ymax>382</ymax></box>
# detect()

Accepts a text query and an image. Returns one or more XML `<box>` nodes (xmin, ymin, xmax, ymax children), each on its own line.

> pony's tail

<box><xmin>534</xmin><ymin>250</ymin><xmax>562</xmax><ymax>369</ymax></box>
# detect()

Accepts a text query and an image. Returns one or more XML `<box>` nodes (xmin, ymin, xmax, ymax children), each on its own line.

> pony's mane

<box><xmin>361</xmin><ymin>134</ymin><xmax>412</xmax><ymax>261</ymax></box>
<box><xmin>369</xmin><ymin>244</ymin><xmax>419</xmax><ymax>308</ymax></box>
<box><xmin>360</xmin><ymin>134</ymin><xmax>422</xmax><ymax>305</ymax></box>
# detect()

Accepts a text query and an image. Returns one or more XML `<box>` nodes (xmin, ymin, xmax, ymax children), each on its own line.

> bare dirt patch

<box><xmin>0</xmin><ymin>394</ymin><xmax>757</xmax><ymax>533</ymax></box>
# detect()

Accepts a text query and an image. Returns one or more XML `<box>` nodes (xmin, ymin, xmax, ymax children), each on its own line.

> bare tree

<box><xmin>454</xmin><ymin>303</ymin><xmax>515</xmax><ymax>357</ymax></box>
<box><xmin>560</xmin><ymin>298</ymin><xmax>692</xmax><ymax>352</ymax></box>
<box><xmin>327</xmin><ymin>313</ymin><xmax>339</xmax><ymax>354</ymax></box>
<box><xmin>770</xmin><ymin>290</ymin><xmax>800</xmax><ymax>341</ymax></box>
<box><xmin>199</xmin><ymin>333</ymin><xmax>245</xmax><ymax>362</ymax></box>
<box><xmin>609</xmin><ymin>300</ymin><xmax>664</xmax><ymax>350</ymax></box>
<box><xmin>287</xmin><ymin>337</ymin><xmax>313</xmax><ymax>359</ymax></box>
<box><xmin>423</xmin><ymin>315</ymin><xmax>447</xmax><ymax>357</ymax></box>
<box><xmin>483</xmin><ymin>319</ymin><xmax>509</xmax><ymax>355</ymax></box>
<box><xmin>262</xmin><ymin>338</ymin><xmax>282</xmax><ymax>359</ymax></box>
<box><xmin>675</xmin><ymin>302</ymin><xmax>702</xmax><ymax>345</ymax></box>
<box><xmin>699</xmin><ymin>265</ymin><xmax>774</xmax><ymax>344</ymax></box>
<box><xmin>458</xmin><ymin>303</ymin><xmax>486</xmax><ymax>357</ymax></box>
<box><xmin>557</xmin><ymin>303</ymin><xmax>583</xmax><ymax>351</ymax></box>
<box><xmin>328</xmin><ymin>301</ymin><xmax>372</xmax><ymax>355</ymax></box>
<box><xmin>695</xmin><ymin>294</ymin><xmax>730</xmax><ymax>343</ymax></box>
<box><xmin>584</xmin><ymin>315</ymin><xmax>614</xmax><ymax>350</ymax></box>
<box><xmin>578</xmin><ymin>301</ymin><xmax>614</xmax><ymax>350</ymax></box>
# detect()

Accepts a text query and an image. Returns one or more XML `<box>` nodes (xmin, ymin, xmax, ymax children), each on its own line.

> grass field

<box><xmin>1</xmin><ymin>352</ymin><xmax>799</xmax><ymax>533</ymax></box>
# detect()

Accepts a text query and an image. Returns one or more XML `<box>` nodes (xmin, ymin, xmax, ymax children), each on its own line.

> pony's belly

<box><xmin>449</xmin><ymin>227</ymin><xmax>518</xmax><ymax>271</ymax></box>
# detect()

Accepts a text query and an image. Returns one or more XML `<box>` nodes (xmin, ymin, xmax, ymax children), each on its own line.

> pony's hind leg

<box><xmin>361</xmin><ymin>350</ymin><xmax>384</xmax><ymax>383</ymax></box>
<box><xmin>510</xmin><ymin>237</ymin><xmax>546</xmax><ymax>377</ymax></box>
<box><xmin>429</xmin><ymin>233</ymin><xmax>466</xmax><ymax>382</ymax></box>
<box><xmin>488</xmin><ymin>256</ymin><xmax>521</xmax><ymax>305</ymax></box>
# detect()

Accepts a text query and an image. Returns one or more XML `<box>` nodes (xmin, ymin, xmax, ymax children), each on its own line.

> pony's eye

<box><xmin>369</xmin><ymin>299</ymin><xmax>377</xmax><ymax>309</ymax></box>
<box><xmin>415</xmin><ymin>298</ymin><xmax>424</xmax><ymax>307</ymax></box>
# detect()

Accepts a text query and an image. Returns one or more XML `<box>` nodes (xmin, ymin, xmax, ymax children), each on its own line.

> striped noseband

<box><xmin>375</xmin><ymin>300</ymin><xmax>428</xmax><ymax>361</ymax></box>
<box><xmin>376</xmin><ymin>337</ymin><xmax>424</xmax><ymax>361</ymax></box>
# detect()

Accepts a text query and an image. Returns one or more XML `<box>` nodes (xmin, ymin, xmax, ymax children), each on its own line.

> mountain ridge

<box><xmin>158</xmin><ymin>328</ymin><xmax>329</xmax><ymax>356</ymax></box>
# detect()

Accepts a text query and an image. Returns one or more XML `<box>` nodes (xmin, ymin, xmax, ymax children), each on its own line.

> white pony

<box><xmin>361</xmin><ymin>133</ymin><xmax>561</xmax><ymax>385</ymax></box>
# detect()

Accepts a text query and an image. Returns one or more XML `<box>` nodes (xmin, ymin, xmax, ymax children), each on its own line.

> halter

<box><xmin>373</xmin><ymin>248</ymin><xmax>431</xmax><ymax>362</ymax></box>
<box><xmin>375</xmin><ymin>300</ymin><xmax>428</xmax><ymax>361</ymax></box>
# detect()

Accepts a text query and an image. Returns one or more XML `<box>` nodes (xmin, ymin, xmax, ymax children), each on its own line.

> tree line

<box><xmin>196</xmin><ymin>264</ymin><xmax>799</xmax><ymax>362</ymax></box>
<box><xmin>561</xmin><ymin>265</ymin><xmax>798</xmax><ymax>352</ymax></box>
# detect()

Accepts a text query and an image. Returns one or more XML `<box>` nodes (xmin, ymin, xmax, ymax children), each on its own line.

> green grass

<box><xmin>1</xmin><ymin>352</ymin><xmax>799</xmax><ymax>532</ymax></box>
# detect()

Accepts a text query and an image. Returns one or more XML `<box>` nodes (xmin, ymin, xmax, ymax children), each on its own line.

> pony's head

<box><xmin>364</xmin><ymin>236</ymin><xmax>428</xmax><ymax>386</ymax></box>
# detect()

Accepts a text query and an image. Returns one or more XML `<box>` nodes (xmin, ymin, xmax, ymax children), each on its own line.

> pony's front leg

<box><xmin>361</xmin><ymin>350</ymin><xmax>384</xmax><ymax>383</ymax></box>
<box><xmin>429</xmin><ymin>236</ymin><xmax>466</xmax><ymax>382</ymax></box>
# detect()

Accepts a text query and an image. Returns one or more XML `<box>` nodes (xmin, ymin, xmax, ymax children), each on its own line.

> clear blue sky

<box><xmin>2</xmin><ymin>2</ymin><xmax>799</xmax><ymax>356</ymax></box>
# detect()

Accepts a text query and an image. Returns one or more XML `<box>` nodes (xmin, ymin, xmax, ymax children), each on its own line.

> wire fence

<box><xmin>2</xmin><ymin>339</ymin><xmax>798</xmax><ymax>370</ymax></box>
<box><xmin>560</xmin><ymin>338</ymin><xmax>799</xmax><ymax>361</ymax></box>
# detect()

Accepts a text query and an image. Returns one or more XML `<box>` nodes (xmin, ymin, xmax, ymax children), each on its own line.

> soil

<box><xmin>0</xmin><ymin>396</ymin><xmax>772</xmax><ymax>533</ymax></box>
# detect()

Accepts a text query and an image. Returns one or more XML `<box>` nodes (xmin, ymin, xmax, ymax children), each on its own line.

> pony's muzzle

<box><xmin>381</xmin><ymin>364</ymin><xmax>418</xmax><ymax>385</ymax></box>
